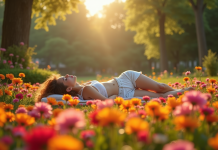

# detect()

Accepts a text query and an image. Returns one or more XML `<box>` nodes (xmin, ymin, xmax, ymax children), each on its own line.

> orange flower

<box><xmin>0</xmin><ymin>141</ymin><xmax>8</xmax><ymax>150</ymax></box>
<box><xmin>152</xmin><ymin>72</ymin><xmax>155</xmax><ymax>75</ymax></box>
<box><xmin>213</xmin><ymin>102</ymin><xmax>218</xmax><ymax>110</ymax></box>
<box><xmin>208</xmin><ymin>133</ymin><xmax>218</xmax><ymax>150</ymax></box>
<box><xmin>114</xmin><ymin>97</ymin><xmax>124</xmax><ymax>106</ymax></box>
<box><xmin>18</xmin><ymin>105</ymin><xmax>25</xmax><ymax>108</ymax></box>
<box><xmin>4</xmin><ymin>104</ymin><xmax>14</xmax><ymax>111</ymax></box>
<box><xmin>170</xmin><ymin>72</ymin><xmax>173</xmax><ymax>75</ymax></box>
<box><xmin>24</xmin><ymin>83</ymin><xmax>32</xmax><ymax>89</ymax></box>
<box><xmin>167</xmin><ymin>97</ymin><xmax>181</xmax><ymax>110</ymax></box>
<box><xmin>62</xmin><ymin>94</ymin><xmax>72</xmax><ymax>102</ymax></box>
<box><xmin>0</xmin><ymin>102</ymin><xmax>5</xmax><ymax>108</ymax></box>
<box><xmin>15</xmin><ymin>113</ymin><xmax>35</xmax><ymax>126</ymax></box>
<box><xmin>153</xmin><ymin>106</ymin><xmax>170</xmax><ymax>121</ymax></box>
<box><xmin>12</xmin><ymin>78</ymin><xmax>23</xmax><ymax>85</ymax></box>
<box><xmin>0</xmin><ymin>74</ymin><xmax>5</xmax><ymax>80</ymax></box>
<box><xmin>57</xmin><ymin>101</ymin><xmax>64</xmax><ymax>107</ymax></box>
<box><xmin>157</xmin><ymin>77</ymin><xmax>161</xmax><ymax>80</ymax></box>
<box><xmin>0</xmin><ymin>108</ymin><xmax>6</xmax><ymax>127</ymax></box>
<box><xmin>209</xmin><ymin>79</ymin><xmax>217</xmax><ymax>84</ymax></box>
<box><xmin>183</xmin><ymin>77</ymin><xmax>190</xmax><ymax>82</ymax></box>
<box><xmin>0</xmin><ymin>89</ymin><xmax>3</xmax><ymax>96</ymax></box>
<box><xmin>91</xmin><ymin>104</ymin><xmax>97</xmax><ymax>110</ymax></box>
<box><xmin>145</xmin><ymin>101</ymin><xmax>161</xmax><ymax>116</ymax></box>
<box><xmin>6</xmin><ymin>112</ymin><xmax>15</xmax><ymax>122</ymax></box>
<box><xmin>119</xmin><ymin>100</ymin><xmax>134</xmax><ymax>112</ymax></box>
<box><xmin>48</xmin><ymin>118</ymin><xmax>56</xmax><ymax>127</ymax></box>
<box><xmin>53</xmin><ymin>108</ymin><xmax>63</xmax><ymax>118</ymax></box>
<box><xmin>4</xmin><ymin>89</ymin><xmax>12</xmax><ymax>96</ymax></box>
<box><xmin>195</xmin><ymin>66</ymin><xmax>202</xmax><ymax>71</ymax></box>
<box><xmin>174</xmin><ymin>116</ymin><xmax>199</xmax><ymax>131</ymax></box>
<box><xmin>125</xmin><ymin>117</ymin><xmax>149</xmax><ymax>134</ymax></box>
<box><xmin>47</xmin><ymin>97</ymin><xmax>57</xmax><ymax>105</ymax></box>
<box><xmin>6</xmin><ymin>74</ymin><xmax>14</xmax><ymax>80</ymax></box>
<box><xmin>26</xmin><ymin>105</ymin><xmax>34</xmax><ymax>111</ymax></box>
<box><xmin>207</xmin><ymin>88</ymin><xmax>216</xmax><ymax>94</ymax></box>
<box><xmin>205</xmin><ymin>114</ymin><xmax>218</xmax><ymax>124</ymax></box>
<box><xmin>68</xmin><ymin>99</ymin><xmax>80</xmax><ymax>107</ymax></box>
<box><xmin>131</xmin><ymin>98</ymin><xmax>141</xmax><ymax>106</ymax></box>
<box><xmin>47</xmin><ymin>65</ymin><xmax>51</xmax><ymax>69</ymax></box>
<box><xmin>8</xmin><ymin>86</ymin><xmax>13</xmax><ymax>91</ymax></box>
<box><xmin>19</xmin><ymin>73</ymin><xmax>25</xmax><ymax>78</ymax></box>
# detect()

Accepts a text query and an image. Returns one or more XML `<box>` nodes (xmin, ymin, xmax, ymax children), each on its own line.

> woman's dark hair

<box><xmin>35</xmin><ymin>74</ymin><xmax>78</xmax><ymax>102</ymax></box>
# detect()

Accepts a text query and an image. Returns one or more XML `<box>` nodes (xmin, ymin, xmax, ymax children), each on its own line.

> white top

<box><xmin>77</xmin><ymin>80</ymin><xmax>108</xmax><ymax>100</ymax></box>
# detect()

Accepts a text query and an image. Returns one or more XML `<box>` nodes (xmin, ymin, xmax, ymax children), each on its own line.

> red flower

<box><xmin>89</xmin><ymin>110</ymin><xmax>100</xmax><ymax>125</ymax></box>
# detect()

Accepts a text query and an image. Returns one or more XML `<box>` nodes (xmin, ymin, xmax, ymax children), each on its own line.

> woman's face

<box><xmin>57</xmin><ymin>74</ymin><xmax>77</xmax><ymax>88</ymax></box>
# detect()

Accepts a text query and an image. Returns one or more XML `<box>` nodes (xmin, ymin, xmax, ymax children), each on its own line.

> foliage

<box><xmin>0</xmin><ymin>44</ymin><xmax>36</xmax><ymax>69</ymax></box>
<box><xmin>0</xmin><ymin>68</ymin><xmax>58</xmax><ymax>84</ymax></box>
<box><xmin>203</xmin><ymin>49</ymin><xmax>218</xmax><ymax>76</ymax></box>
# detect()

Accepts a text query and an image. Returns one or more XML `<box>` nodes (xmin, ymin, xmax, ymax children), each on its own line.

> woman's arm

<box><xmin>82</xmin><ymin>86</ymin><xmax>108</xmax><ymax>100</ymax></box>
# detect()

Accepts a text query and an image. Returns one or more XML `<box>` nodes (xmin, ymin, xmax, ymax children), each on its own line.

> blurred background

<box><xmin>0</xmin><ymin>0</ymin><xmax>218</xmax><ymax>76</ymax></box>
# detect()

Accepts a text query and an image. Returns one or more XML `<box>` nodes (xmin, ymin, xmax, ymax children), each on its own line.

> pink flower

<box><xmin>142</xmin><ymin>96</ymin><xmax>150</xmax><ymax>102</ymax></box>
<box><xmin>97</xmin><ymin>99</ymin><xmax>114</xmax><ymax>109</ymax></box>
<box><xmin>159</xmin><ymin>97</ymin><xmax>166</xmax><ymax>103</ymax></box>
<box><xmin>16</xmin><ymin>93</ymin><xmax>23</xmax><ymax>100</ymax></box>
<box><xmin>16</xmin><ymin>55</ymin><xmax>19</xmax><ymax>58</ymax></box>
<box><xmin>27</xmin><ymin>93</ymin><xmax>32</xmax><ymax>98</ymax></box>
<box><xmin>195</xmin><ymin>81</ymin><xmax>201</xmax><ymax>85</ymax></box>
<box><xmin>24</xmin><ymin>126</ymin><xmax>56</xmax><ymax>150</ymax></box>
<box><xmin>92</xmin><ymin>100</ymin><xmax>101</xmax><ymax>104</ymax></box>
<box><xmin>206</xmin><ymin>78</ymin><xmax>209</xmax><ymax>82</ymax></box>
<box><xmin>15</xmin><ymin>107</ymin><xmax>28</xmax><ymax>114</ymax></box>
<box><xmin>13</xmin><ymin>98</ymin><xmax>19</xmax><ymax>103</ymax></box>
<box><xmin>185</xmin><ymin>71</ymin><xmax>191</xmax><ymax>76</ymax></box>
<box><xmin>21</xmin><ymin>58</ymin><xmax>25</xmax><ymax>62</ymax></box>
<box><xmin>201</xmin><ymin>84</ymin><xmax>207</xmax><ymax>88</ymax></box>
<box><xmin>177</xmin><ymin>92</ymin><xmax>182</xmax><ymax>96</ymax></box>
<box><xmin>12</xmin><ymin>126</ymin><xmax>27</xmax><ymax>137</ymax></box>
<box><xmin>137</xmin><ymin>130</ymin><xmax>149</xmax><ymax>143</ymax></box>
<box><xmin>0</xmin><ymin>48</ymin><xmax>6</xmax><ymax>52</ymax></box>
<box><xmin>200</xmin><ymin>107</ymin><xmax>214</xmax><ymax>116</ymax></box>
<box><xmin>86</xmin><ymin>101</ymin><xmax>93</xmax><ymax>106</ymax></box>
<box><xmin>0</xmin><ymin>136</ymin><xmax>13</xmax><ymax>145</ymax></box>
<box><xmin>138</xmin><ymin>110</ymin><xmax>146</xmax><ymax>118</ymax></box>
<box><xmin>10</xmin><ymin>65</ymin><xmax>14</xmax><ymax>68</ymax></box>
<box><xmin>151</xmin><ymin>98</ymin><xmax>161</xmax><ymax>104</ymax></box>
<box><xmin>3</xmin><ymin>60</ymin><xmax>6</xmax><ymax>64</ymax></box>
<box><xmin>163</xmin><ymin>140</ymin><xmax>194</xmax><ymax>150</ymax></box>
<box><xmin>204</xmin><ymin>93</ymin><xmax>212</xmax><ymax>101</ymax></box>
<box><xmin>168</xmin><ymin>94</ymin><xmax>174</xmax><ymax>98</ymax></box>
<box><xmin>34</xmin><ymin>102</ymin><xmax>52</xmax><ymax>118</ymax></box>
<box><xmin>173</xmin><ymin>103</ymin><xmax>194</xmax><ymax>116</ymax></box>
<box><xmin>182</xmin><ymin>91</ymin><xmax>207</xmax><ymax>107</ymax></box>
<box><xmin>80</xmin><ymin>130</ymin><xmax>95</xmax><ymax>140</ymax></box>
<box><xmin>20</xmin><ymin>42</ymin><xmax>24</xmax><ymax>46</ymax></box>
<box><xmin>215</xmin><ymin>94</ymin><xmax>218</xmax><ymax>98</ymax></box>
<box><xmin>26</xmin><ymin>67</ymin><xmax>30</xmax><ymax>69</ymax></box>
<box><xmin>86</xmin><ymin>140</ymin><xmax>94</xmax><ymax>148</ymax></box>
<box><xmin>9</xmin><ymin>53</ymin><xmax>14</xmax><ymax>57</ymax></box>
<box><xmin>28</xmin><ymin>110</ymin><xmax>40</xmax><ymax>119</ymax></box>
<box><xmin>55</xmin><ymin>108</ymin><xmax>85</xmax><ymax>133</ymax></box>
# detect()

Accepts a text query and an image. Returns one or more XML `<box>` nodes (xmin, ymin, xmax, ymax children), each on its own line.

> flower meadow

<box><xmin>1</xmin><ymin>68</ymin><xmax>218</xmax><ymax>150</ymax></box>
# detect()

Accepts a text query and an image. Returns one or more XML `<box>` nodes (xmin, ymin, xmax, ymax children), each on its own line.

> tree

<box><xmin>124</xmin><ymin>0</ymin><xmax>193</xmax><ymax>71</ymax></box>
<box><xmin>1</xmin><ymin>0</ymin><xmax>80</xmax><ymax>49</ymax></box>
<box><xmin>187</xmin><ymin>0</ymin><xmax>217</xmax><ymax>66</ymax></box>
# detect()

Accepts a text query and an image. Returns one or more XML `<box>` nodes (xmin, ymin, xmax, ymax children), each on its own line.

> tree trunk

<box><xmin>159</xmin><ymin>13</ymin><xmax>168</xmax><ymax>72</ymax></box>
<box><xmin>191</xmin><ymin>0</ymin><xmax>208</xmax><ymax>66</ymax></box>
<box><xmin>1</xmin><ymin>0</ymin><xmax>33</xmax><ymax>49</ymax></box>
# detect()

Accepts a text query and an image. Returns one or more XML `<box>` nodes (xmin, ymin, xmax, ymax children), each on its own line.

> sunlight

<box><xmin>84</xmin><ymin>0</ymin><xmax>126</xmax><ymax>17</ymax></box>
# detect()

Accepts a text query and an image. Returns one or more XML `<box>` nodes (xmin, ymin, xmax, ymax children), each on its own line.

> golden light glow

<box><xmin>84</xmin><ymin>0</ymin><xmax>126</xmax><ymax>17</ymax></box>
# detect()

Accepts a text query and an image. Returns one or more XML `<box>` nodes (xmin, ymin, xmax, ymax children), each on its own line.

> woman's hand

<box><xmin>108</xmin><ymin>95</ymin><xmax>118</xmax><ymax>100</ymax></box>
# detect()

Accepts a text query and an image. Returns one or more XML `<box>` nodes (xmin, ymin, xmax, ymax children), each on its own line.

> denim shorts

<box><xmin>114</xmin><ymin>70</ymin><xmax>141</xmax><ymax>98</ymax></box>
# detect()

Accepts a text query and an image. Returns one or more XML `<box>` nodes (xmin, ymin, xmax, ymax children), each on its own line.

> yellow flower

<box><xmin>4</xmin><ymin>104</ymin><xmax>14</xmax><ymax>111</ymax></box>
<box><xmin>129</xmin><ymin>107</ymin><xmax>136</xmax><ymax>113</ymax></box>
<box><xmin>4</xmin><ymin>89</ymin><xmax>12</xmax><ymax>96</ymax></box>
<box><xmin>114</xmin><ymin>97</ymin><xmax>124</xmax><ymax>106</ymax></box>
<box><xmin>152</xmin><ymin>72</ymin><xmax>155</xmax><ymax>75</ymax></box>
<box><xmin>213</xmin><ymin>101</ymin><xmax>218</xmax><ymax>110</ymax></box>
<box><xmin>0</xmin><ymin>89</ymin><xmax>3</xmax><ymax>96</ymax></box>
<box><xmin>209</xmin><ymin>78</ymin><xmax>217</xmax><ymax>84</ymax></box>
<box><xmin>57</xmin><ymin>101</ymin><xmax>64</xmax><ymax>107</ymax></box>
<box><xmin>97</xmin><ymin>108</ymin><xmax>126</xmax><ymax>126</ymax></box>
<box><xmin>24</xmin><ymin>83</ymin><xmax>32</xmax><ymax>89</ymax></box>
<box><xmin>53</xmin><ymin>108</ymin><xmax>63</xmax><ymax>118</ymax></box>
<box><xmin>47</xmin><ymin>97</ymin><xmax>57</xmax><ymax>105</ymax></box>
<box><xmin>183</xmin><ymin>77</ymin><xmax>190</xmax><ymax>82</ymax></box>
<box><xmin>26</xmin><ymin>105</ymin><xmax>34</xmax><ymax>111</ymax></box>
<box><xmin>120</xmin><ymin>100</ymin><xmax>134</xmax><ymax>112</ymax></box>
<box><xmin>48</xmin><ymin>118</ymin><xmax>56</xmax><ymax>127</ymax></box>
<box><xmin>62</xmin><ymin>94</ymin><xmax>72</xmax><ymax>102</ymax></box>
<box><xmin>12</xmin><ymin>78</ymin><xmax>23</xmax><ymax>85</ymax></box>
<box><xmin>0</xmin><ymin>108</ymin><xmax>6</xmax><ymax>127</ymax></box>
<box><xmin>154</xmin><ymin>106</ymin><xmax>170</xmax><ymax>121</ymax></box>
<box><xmin>6</xmin><ymin>74</ymin><xmax>14</xmax><ymax>80</ymax></box>
<box><xmin>19</xmin><ymin>73</ymin><xmax>25</xmax><ymax>78</ymax></box>
<box><xmin>157</xmin><ymin>77</ymin><xmax>161</xmax><ymax>80</ymax></box>
<box><xmin>131</xmin><ymin>98</ymin><xmax>141</xmax><ymax>106</ymax></box>
<box><xmin>47</xmin><ymin>135</ymin><xmax>83</xmax><ymax>150</ymax></box>
<box><xmin>8</xmin><ymin>86</ymin><xmax>13</xmax><ymax>91</ymax></box>
<box><xmin>145</xmin><ymin>101</ymin><xmax>161</xmax><ymax>116</ymax></box>
<box><xmin>207</xmin><ymin>88</ymin><xmax>216</xmax><ymax>94</ymax></box>
<box><xmin>208</xmin><ymin>133</ymin><xmax>218</xmax><ymax>150</ymax></box>
<box><xmin>0</xmin><ymin>74</ymin><xmax>5</xmax><ymax>80</ymax></box>
<box><xmin>6</xmin><ymin>112</ymin><xmax>15</xmax><ymax>122</ymax></box>
<box><xmin>91</xmin><ymin>104</ymin><xmax>97</xmax><ymax>110</ymax></box>
<box><xmin>15</xmin><ymin>113</ymin><xmax>35</xmax><ymax>126</ymax></box>
<box><xmin>125</xmin><ymin>118</ymin><xmax>149</xmax><ymax>134</ymax></box>
<box><xmin>167</xmin><ymin>97</ymin><xmax>181</xmax><ymax>110</ymax></box>
<box><xmin>174</xmin><ymin>116</ymin><xmax>199</xmax><ymax>131</ymax></box>
<box><xmin>68</xmin><ymin>98</ymin><xmax>80</xmax><ymax>107</ymax></box>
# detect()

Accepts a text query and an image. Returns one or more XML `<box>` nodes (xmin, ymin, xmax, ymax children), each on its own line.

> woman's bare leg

<box><xmin>135</xmin><ymin>74</ymin><xmax>175</xmax><ymax>93</ymax></box>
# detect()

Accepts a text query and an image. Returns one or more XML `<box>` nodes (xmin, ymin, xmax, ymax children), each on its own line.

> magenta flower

<box><xmin>55</xmin><ymin>108</ymin><xmax>85</xmax><ymax>133</ymax></box>
<box><xmin>24</xmin><ymin>126</ymin><xmax>56</xmax><ymax>150</ymax></box>
<box><xmin>195</xmin><ymin>81</ymin><xmax>201</xmax><ymax>85</ymax></box>
<box><xmin>142</xmin><ymin>96</ymin><xmax>150</xmax><ymax>102</ymax></box>
<box><xmin>159</xmin><ymin>97</ymin><xmax>166</xmax><ymax>103</ymax></box>
<box><xmin>137</xmin><ymin>130</ymin><xmax>149</xmax><ymax>143</ymax></box>
<box><xmin>13</xmin><ymin>88</ymin><xmax>19</xmax><ymax>92</ymax></box>
<box><xmin>168</xmin><ymin>94</ymin><xmax>174</xmax><ymax>98</ymax></box>
<box><xmin>97</xmin><ymin>99</ymin><xmax>114</xmax><ymax>109</ymax></box>
<box><xmin>204</xmin><ymin>93</ymin><xmax>212</xmax><ymax>101</ymax></box>
<box><xmin>80</xmin><ymin>130</ymin><xmax>95</xmax><ymax>140</ymax></box>
<box><xmin>16</xmin><ymin>93</ymin><xmax>23</xmax><ymax>100</ymax></box>
<box><xmin>200</xmin><ymin>107</ymin><xmax>214</xmax><ymax>116</ymax></box>
<box><xmin>185</xmin><ymin>71</ymin><xmax>191</xmax><ymax>76</ymax></box>
<box><xmin>163</xmin><ymin>140</ymin><xmax>194</xmax><ymax>150</ymax></box>
<box><xmin>28</xmin><ymin>110</ymin><xmax>40</xmax><ymax>119</ymax></box>
<box><xmin>177</xmin><ymin>92</ymin><xmax>182</xmax><ymax>96</ymax></box>
<box><xmin>27</xmin><ymin>93</ymin><xmax>32</xmax><ymax>98</ymax></box>
<box><xmin>0</xmin><ymin>48</ymin><xmax>6</xmax><ymax>52</ymax></box>
<box><xmin>3</xmin><ymin>60</ymin><xmax>6</xmax><ymax>64</ymax></box>
<box><xmin>201</xmin><ymin>84</ymin><xmax>207</xmax><ymax>88</ymax></box>
<box><xmin>12</xmin><ymin>98</ymin><xmax>19</xmax><ymax>103</ymax></box>
<box><xmin>206</xmin><ymin>78</ymin><xmax>209</xmax><ymax>82</ymax></box>
<box><xmin>15</xmin><ymin>107</ymin><xmax>28</xmax><ymax>114</ymax></box>
<box><xmin>12</xmin><ymin>126</ymin><xmax>27</xmax><ymax>137</ymax></box>
<box><xmin>173</xmin><ymin>103</ymin><xmax>194</xmax><ymax>116</ymax></box>
<box><xmin>182</xmin><ymin>91</ymin><xmax>207</xmax><ymax>107</ymax></box>
<box><xmin>86</xmin><ymin>101</ymin><xmax>93</xmax><ymax>106</ymax></box>
<box><xmin>0</xmin><ymin>136</ymin><xmax>13</xmax><ymax>145</ymax></box>
<box><xmin>34</xmin><ymin>102</ymin><xmax>52</xmax><ymax>118</ymax></box>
